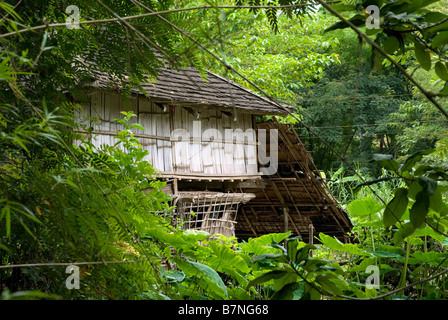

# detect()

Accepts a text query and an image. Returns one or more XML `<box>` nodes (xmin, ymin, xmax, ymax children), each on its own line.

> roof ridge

<box><xmin>80</xmin><ymin>60</ymin><xmax>294</xmax><ymax>114</ymax></box>
<box><xmin>205</xmin><ymin>70</ymin><xmax>286</xmax><ymax>111</ymax></box>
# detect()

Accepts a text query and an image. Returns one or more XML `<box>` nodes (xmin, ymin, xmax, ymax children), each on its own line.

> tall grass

<box><xmin>325</xmin><ymin>165</ymin><xmax>405</xmax><ymax>251</ymax></box>
<box><xmin>326</xmin><ymin>166</ymin><xmax>404</xmax><ymax>209</ymax></box>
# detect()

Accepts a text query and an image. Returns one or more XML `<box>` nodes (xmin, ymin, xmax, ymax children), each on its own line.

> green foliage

<box><xmin>181</xmin><ymin>1</ymin><xmax>340</xmax><ymax>104</ymax></box>
<box><xmin>243</xmin><ymin>236</ymin><xmax>349</xmax><ymax>299</ymax></box>
<box><xmin>323</xmin><ymin>145</ymin><xmax>448</xmax><ymax>300</ymax></box>
<box><xmin>295</xmin><ymin>23</ymin><xmax>410</xmax><ymax>173</ymax></box>
<box><xmin>0</xmin><ymin>107</ymin><xmax>172</xmax><ymax>298</ymax></box>
<box><xmin>325</xmin><ymin>0</ymin><xmax>448</xmax><ymax>92</ymax></box>
<box><xmin>2</xmin><ymin>0</ymin><xmax>448</xmax><ymax>302</ymax></box>
<box><xmin>370</xmin><ymin>148</ymin><xmax>448</xmax><ymax>243</ymax></box>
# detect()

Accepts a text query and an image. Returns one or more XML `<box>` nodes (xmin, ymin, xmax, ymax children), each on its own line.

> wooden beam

<box><xmin>276</xmin><ymin>126</ymin><xmax>351</xmax><ymax>233</ymax></box>
<box><xmin>249</xmin><ymin>206</ymin><xmax>259</xmax><ymax>219</ymax></box>
<box><xmin>309</xmin><ymin>224</ymin><xmax>314</xmax><ymax>245</ymax></box>
<box><xmin>247</xmin><ymin>202</ymin><xmax>338</xmax><ymax>208</ymax></box>
<box><xmin>182</xmin><ymin>106</ymin><xmax>200</xmax><ymax>119</ymax></box>
<box><xmin>76</xmin><ymin>129</ymin><xmax>171</xmax><ymax>141</ymax></box>
<box><xmin>221</xmin><ymin>110</ymin><xmax>237</xmax><ymax>121</ymax></box>
<box><xmin>264</xmin><ymin>177</ymin><xmax>297</xmax><ymax>182</ymax></box>
<box><xmin>173</xmin><ymin>178</ymin><xmax>178</xmax><ymax>195</ymax></box>
<box><xmin>169</xmin><ymin>103</ymin><xmax>176</xmax><ymax>173</ymax></box>
<box><xmin>241</xmin><ymin>207</ymin><xmax>258</xmax><ymax>237</ymax></box>
<box><xmin>269</xmin><ymin>182</ymin><xmax>301</xmax><ymax>236</ymax></box>
<box><xmin>161</xmin><ymin>172</ymin><xmax>262</xmax><ymax>181</ymax></box>
<box><xmin>155</xmin><ymin>102</ymin><xmax>167</xmax><ymax>112</ymax></box>
<box><xmin>283</xmin><ymin>207</ymin><xmax>289</xmax><ymax>233</ymax></box>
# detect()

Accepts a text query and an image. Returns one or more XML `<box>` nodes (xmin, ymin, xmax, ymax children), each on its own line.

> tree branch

<box><xmin>314</xmin><ymin>0</ymin><xmax>448</xmax><ymax>120</ymax></box>
<box><xmin>0</xmin><ymin>2</ymin><xmax>337</xmax><ymax>39</ymax></box>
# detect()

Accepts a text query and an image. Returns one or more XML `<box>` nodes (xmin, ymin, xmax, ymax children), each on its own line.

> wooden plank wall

<box><xmin>79</xmin><ymin>89</ymin><xmax>258</xmax><ymax>176</ymax></box>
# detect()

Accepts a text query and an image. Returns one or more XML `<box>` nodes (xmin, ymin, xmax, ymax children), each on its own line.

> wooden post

<box><xmin>283</xmin><ymin>207</ymin><xmax>289</xmax><ymax>247</ymax></box>
<box><xmin>283</xmin><ymin>207</ymin><xmax>289</xmax><ymax>233</ymax></box>
<box><xmin>173</xmin><ymin>178</ymin><xmax>178</xmax><ymax>196</ymax></box>
<box><xmin>309</xmin><ymin>224</ymin><xmax>314</xmax><ymax>244</ymax></box>
<box><xmin>308</xmin><ymin>223</ymin><xmax>314</xmax><ymax>257</ymax></box>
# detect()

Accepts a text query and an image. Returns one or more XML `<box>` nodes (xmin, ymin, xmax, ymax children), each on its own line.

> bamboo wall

<box><xmin>76</xmin><ymin>89</ymin><xmax>259</xmax><ymax>177</ymax></box>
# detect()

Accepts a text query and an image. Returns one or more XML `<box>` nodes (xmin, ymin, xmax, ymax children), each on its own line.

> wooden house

<box><xmin>75</xmin><ymin>64</ymin><xmax>352</xmax><ymax>243</ymax></box>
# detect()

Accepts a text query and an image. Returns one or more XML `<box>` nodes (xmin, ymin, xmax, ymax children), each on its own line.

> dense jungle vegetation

<box><xmin>2</xmin><ymin>0</ymin><xmax>448</xmax><ymax>301</ymax></box>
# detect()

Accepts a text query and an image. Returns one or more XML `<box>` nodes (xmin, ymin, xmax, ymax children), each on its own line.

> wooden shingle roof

<box><xmin>85</xmin><ymin>65</ymin><xmax>293</xmax><ymax>115</ymax></box>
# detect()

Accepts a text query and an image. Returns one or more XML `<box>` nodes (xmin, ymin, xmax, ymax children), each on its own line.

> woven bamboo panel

<box><xmin>170</xmin><ymin>192</ymin><xmax>255</xmax><ymax>238</ymax></box>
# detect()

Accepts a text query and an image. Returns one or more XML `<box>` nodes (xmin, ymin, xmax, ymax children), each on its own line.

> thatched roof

<box><xmin>234</xmin><ymin>120</ymin><xmax>352</xmax><ymax>243</ymax></box>
<box><xmin>84</xmin><ymin>64</ymin><xmax>293</xmax><ymax>115</ymax></box>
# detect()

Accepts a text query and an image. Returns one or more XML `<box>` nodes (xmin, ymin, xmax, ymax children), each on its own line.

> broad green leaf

<box><xmin>383</xmin><ymin>36</ymin><xmax>400</xmax><ymax>54</ymax></box>
<box><xmin>209</xmin><ymin>241</ymin><xmax>250</xmax><ymax>273</ymax></box>
<box><xmin>255</xmin><ymin>232</ymin><xmax>291</xmax><ymax>245</ymax></box>
<box><xmin>246</xmin><ymin>270</ymin><xmax>294</xmax><ymax>289</ymax></box>
<box><xmin>271</xmin><ymin>281</ymin><xmax>305</xmax><ymax>300</ymax></box>
<box><xmin>324</xmin><ymin>15</ymin><xmax>366</xmax><ymax>32</ymax></box>
<box><xmin>273</xmin><ymin>269</ymin><xmax>298</xmax><ymax>291</ymax></box>
<box><xmin>315</xmin><ymin>275</ymin><xmax>344</xmax><ymax>296</ymax></box>
<box><xmin>319</xmin><ymin>233</ymin><xmax>371</xmax><ymax>256</ymax></box>
<box><xmin>270</xmin><ymin>241</ymin><xmax>287</xmax><ymax>254</ymax></box>
<box><xmin>113</xmin><ymin>118</ymin><xmax>128</xmax><ymax>127</ymax></box>
<box><xmin>240</xmin><ymin>239</ymin><xmax>273</xmax><ymax>256</ymax></box>
<box><xmin>408</xmin><ymin>180</ymin><xmax>423</xmax><ymax>200</ymax></box>
<box><xmin>252</xmin><ymin>253</ymin><xmax>288</xmax><ymax>264</ymax></box>
<box><xmin>435</xmin><ymin>61</ymin><xmax>448</xmax><ymax>80</ymax></box>
<box><xmin>432</xmin><ymin>31</ymin><xmax>448</xmax><ymax>49</ymax></box>
<box><xmin>367</xmin><ymin>250</ymin><xmax>402</xmax><ymax>259</ymax></box>
<box><xmin>382</xmin><ymin>0</ymin><xmax>438</xmax><ymax>15</ymax></box>
<box><xmin>414</xmin><ymin>225</ymin><xmax>447</xmax><ymax>243</ymax></box>
<box><xmin>412</xmin><ymin>251</ymin><xmax>448</xmax><ymax>266</ymax></box>
<box><xmin>424</xmin><ymin>12</ymin><xmax>447</xmax><ymax>24</ymax></box>
<box><xmin>429</xmin><ymin>188</ymin><xmax>443</xmax><ymax>212</ymax></box>
<box><xmin>303</xmin><ymin>259</ymin><xmax>331</xmax><ymax>272</ymax></box>
<box><xmin>415</xmin><ymin>42</ymin><xmax>432</xmax><ymax>71</ymax></box>
<box><xmin>180</xmin><ymin>229</ymin><xmax>210</xmax><ymax>242</ymax></box>
<box><xmin>401</xmin><ymin>149</ymin><xmax>435</xmax><ymax>173</ymax></box>
<box><xmin>418</xmin><ymin>176</ymin><xmax>438</xmax><ymax>196</ymax></box>
<box><xmin>286</xmin><ymin>237</ymin><xmax>299</xmax><ymax>262</ymax></box>
<box><xmin>410</xmin><ymin>191</ymin><xmax>430</xmax><ymax>228</ymax></box>
<box><xmin>146</xmin><ymin>228</ymin><xmax>186</xmax><ymax>246</ymax></box>
<box><xmin>441</xmin><ymin>81</ymin><xmax>448</xmax><ymax>95</ymax></box>
<box><xmin>414</xmin><ymin>165</ymin><xmax>447</xmax><ymax>177</ymax></box>
<box><xmin>393</xmin><ymin>222</ymin><xmax>416</xmax><ymax>245</ymax></box>
<box><xmin>129</xmin><ymin>123</ymin><xmax>145</xmax><ymax>131</ymax></box>
<box><xmin>373</xmin><ymin>154</ymin><xmax>399</xmax><ymax>172</ymax></box>
<box><xmin>294</xmin><ymin>244</ymin><xmax>316</xmax><ymax>264</ymax></box>
<box><xmin>379</xmin><ymin>244</ymin><xmax>404</xmax><ymax>256</ymax></box>
<box><xmin>348</xmin><ymin>198</ymin><xmax>384</xmax><ymax>217</ymax></box>
<box><xmin>304</xmin><ymin>285</ymin><xmax>321</xmax><ymax>300</ymax></box>
<box><xmin>363</xmin><ymin>0</ymin><xmax>385</xmax><ymax>7</ymax></box>
<box><xmin>176</xmin><ymin>259</ymin><xmax>228</xmax><ymax>299</ymax></box>
<box><xmin>383</xmin><ymin>188</ymin><xmax>408</xmax><ymax>228</ymax></box>
<box><xmin>159</xmin><ymin>269</ymin><xmax>185</xmax><ymax>283</ymax></box>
